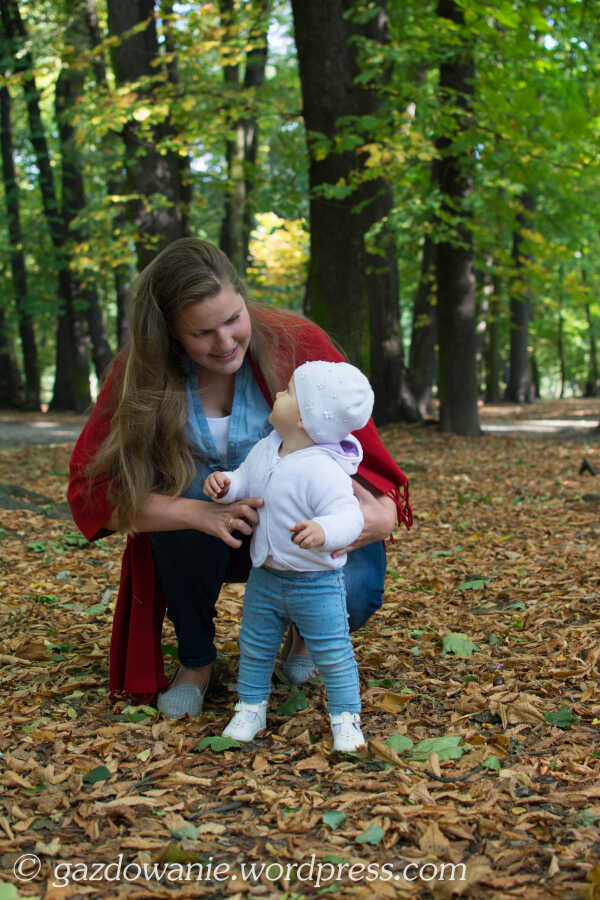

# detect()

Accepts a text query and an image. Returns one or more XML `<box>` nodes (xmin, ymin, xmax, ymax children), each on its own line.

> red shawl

<box><xmin>68</xmin><ymin>307</ymin><xmax>412</xmax><ymax>702</ymax></box>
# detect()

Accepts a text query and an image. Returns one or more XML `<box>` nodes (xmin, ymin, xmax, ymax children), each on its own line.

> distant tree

<box><xmin>0</xmin><ymin>57</ymin><xmax>39</xmax><ymax>409</ymax></box>
<box><xmin>408</xmin><ymin>233</ymin><xmax>437</xmax><ymax>418</ymax></box>
<box><xmin>505</xmin><ymin>193</ymin><xmax>535</xmax><ymax>404</ymax></box>
<box><xmin>0</xmin><ymin>0</ymin><xmax>91</xmax><ymax>412</ymax></box>
<box><xmin>55</xmin><ymin>0</ymin><xmax>113</xmax><ymax>382</ymax></box>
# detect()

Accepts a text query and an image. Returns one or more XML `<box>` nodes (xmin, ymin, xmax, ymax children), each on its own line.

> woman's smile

<box><xmin>174</xmin><ymin>286</ymin><xmax>252</xmax><ymax>374</ymax></box>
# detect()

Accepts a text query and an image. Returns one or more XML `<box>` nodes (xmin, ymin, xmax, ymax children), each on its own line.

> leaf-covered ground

<box><xmin>0</xmin><ymin>400</ymin><xmax>599</xmax><ymax>900</ymax></box>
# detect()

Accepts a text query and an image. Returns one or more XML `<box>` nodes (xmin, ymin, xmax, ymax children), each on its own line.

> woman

<box><xmin>68</xmin><ymin>238</ymin><xmax>411</xmax><ymax>716</ymax></box>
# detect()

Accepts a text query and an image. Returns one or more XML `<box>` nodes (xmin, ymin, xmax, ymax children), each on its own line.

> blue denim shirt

<box><xmin>183</xmin><ymin>356</ymin><xmax>273</xmax><ymax>500</ymax></box>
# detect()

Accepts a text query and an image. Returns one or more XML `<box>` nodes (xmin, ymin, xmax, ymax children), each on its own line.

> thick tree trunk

<box><xmin>408</xmin><ymin>234</ymin><xmax>437</xmax><ymax>418</ymax></box>
<box><xmin>291</xmin><ymin>0</ymin><xmax>410</xmax><ymax>424</ymax></box>
<box><xmin>505</xmin><ymin>194</ymin><xmax>535</xmax><ymax>404</ymax></box>
<box><xmin>435</xmin><ymin>0</ymin><xmax>479</xmax><ymax>436</ymax></box>
<box><xmin>1</xmin><ymin>0</ymin><xmax>91</xmax><ymax>411</ymax></box>
<box><xmin>0</xmin><ymin>76</ymin><xmax>39</xmax><ymax>409</ymax></box>
<box><xmin>106</xmin><ymin>0</ymin><xmax>189</xmax><ymax>270</ymax></box>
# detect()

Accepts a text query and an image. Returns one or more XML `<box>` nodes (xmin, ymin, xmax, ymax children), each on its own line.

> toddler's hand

<box><xmin>203</xmin><ymin>472</ymin><xmax>231</xmax><ymax>499</ymax></box>
<box><xmin>290</xmin><ymin>519</ymin><xmax>325</xmax><ymax>549</ymax></box>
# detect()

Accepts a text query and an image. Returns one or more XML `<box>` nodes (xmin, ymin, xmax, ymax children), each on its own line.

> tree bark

<box><xmin>408</xmin><ymin>234</ymin><xmax>437</xmax><ymax>418</ymax></box>
<box><xmin>485</xmin><ymin>278</ymin><xmax>502</xmax><ymax>404</ymax></box>
<box><xmin>219</xmin><ymin>0</ymin><xmax>269</xmax><ymax>276</ymax></box>
<box><xmin>435</xmin><ymin>0</ymin><xmax>479</xmax><ymax>435</ymax></box>
<box><xmin>583</xmin><ymin>264</ymin><xmax>598</xmax><ymax>397</ymax></box>
<box><xmin>84</xmin><ymin>0</ymin><xmax>132</xmax><ymax>349</ymax></box>
<box><xmin>505</xmin><ymin>193</ymin><xmax>535</xmax><ymax>404</ymax></box>
<box><xmin>56</xmin><ymin>0</ymin><xmax>113</xmax><ymax>383</ymax></box>
<box><xmin>291</xmin><ymin>0</ymin><xmax>410</xmax><ymax>424</ymax></box>
<box><xmin>0</xmin><ymin>73</ymin><xmax>39</xmax><ymax>409</ymax></box>
<box><xmin>106</xmin><ymin>0</ymin><xmax>189</xmax><ymax>270</ymax></box>
<box><xmin>1</xmin><ymin>0</ymin><xmax>91</xmax><ymax>411</ymax></box>
<box><xmin>0</xmin><ymin>305</ymin><xmax>24</xmax><ymax>408</ymax></box>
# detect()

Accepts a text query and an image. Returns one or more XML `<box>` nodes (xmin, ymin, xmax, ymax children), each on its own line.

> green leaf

<box><xmin>83</xmin><ymin>765</ymin><xmax>111</xmax><ymax>784</ymax></box>
<box><xmin>576</xmin><ymin>809</ymin><xmax>599</xmax><ymax>827</ymax></box>
<box><xmin>0</xmin><ymin>883</ymin><xmax>21</xmax><ymax>900</ymax></box>
<box><xmin>322</xmin><ymin>811</ymin><xmax>347</xmax><ymax>830</ymax></box>
<box><xmin>458</xmin><ymin>578</ymin><xmax>491</xmax><ymax>590</ymax></box>
<box><xmin>483</xmin><ymin>755</ymin><xmax>501</xmax><ymax>772</ymax></box>
<box><xmin>442</xmin><ymin>633</ymin><xmax>478</xmax><ymax>657</ymax></box>
<box><xmin>355</xmin><ymin>824</ymin><xmax>384</xmax><ymax>844</ymax></box>
<box><xmin>120</xmin><ymin>704</ymin><xmax>157</xmax><ymax>722</ymax></box>
<box><xmin>410</xmin><ymin>736</ymin><xmax>464</xmax><ymax>762</ymax></box>
<box><xmin>195</xmin><ymin>735</ymin><xmax>243</xmax><ymax>752</ymax></box>
<box><xmin>170</xmin><ymin>823</ymin><xmax>199</xmax><ymax>840</ymax></box>
<box><xmin>384</xmin><ymin>734</ymin><xmax>414</xmax><ymax>753</ymax></box>
<box><xmin>277</xmin><ymin>689</ymin><xmax>308</xmax><ymax>716</ymax></box>
<box><xmin>544</xmin><ymin>705</ymin><xmax>576</xmax><ymax>728</ymax></box>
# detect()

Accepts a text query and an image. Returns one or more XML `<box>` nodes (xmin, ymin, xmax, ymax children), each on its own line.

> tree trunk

<box><xmin>0</xmin><ymin>305</ymin><xmax>24</xmax><ymax>408</ymax></box>
<box><xmin>219</xmin><ymin>0</ymin><xmax>269</xmax><ymax>276</ymax></box>
<box><xmin>291</xmin><ymin>0</ymin><xmax>410</xmax><ymax>424</ymax></box>
<box><xmin>505</xmin><ymin>193</ymin><xmax>535</xmax><ymax>404</ymax></box>
<box><xmin>55</xmin><ymin>0</ymin><xmax>113</xmax><ymax>384</ymax></box>
<box><xmin>1</xmin><ymin>0</ymin><xmax>91</xmax><ymax>411</ymax></box>
<box><xmin>84</xmin><ymin>0</ymin><xmax>132</xmax><ymax>350</ymax></box>
<box><xmin>485</xmin><ymin>282</ymin><xmax>502</xmax><ymax>403</ymax></box>
<box><xmin>584</xmin><ymin>303</ymin><xmax>599</xmax><ymax>397</ymax></box>
<box><xmin>435</xmin><ymin>0</ymin><xmax>479</xmax><ymax>436</ymax></box>
<box><xmin>408</xmin><ymin>234</ymin><xmax>437</xmax><ymax>418</ymax></box>
<box><xmin>583</xmin><ymin>263</ymin><xmax>598</xmax><ymax>397</ymax></box>
<box><xmin>557</xmin><ymin>282</ymin><xmax>566</xmax><ymax>399</ymax></box>
<box><xmin>106</xmin><ymin>0</ymin><xmax>189</xmax><ymax>270</ymax></box>
<box><xmin>0</xmin><ymin>74</ymin><xmax>39</xmax><ymax>409</ymax></box>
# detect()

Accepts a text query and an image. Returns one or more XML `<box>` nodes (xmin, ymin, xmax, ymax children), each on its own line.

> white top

<box><xmin>215</xmin><ymin>429</ymin><xmax>364</xmax><ymax>571</ymax></box>
<box><xmin>206</xmin><ymin>415</ymin><xmax>231</xmax><ymax>465</ymax></box>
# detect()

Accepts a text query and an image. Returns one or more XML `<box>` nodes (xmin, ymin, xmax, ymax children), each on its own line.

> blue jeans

<box><xmin>150</xmin><ymin>529</ymin><xmax>385</xmax><ymax>669</ymax></box>
<box><xmin>239</xmin><ymin>566</ymin><xmax>360</xmax><ymax>714</ymax></box>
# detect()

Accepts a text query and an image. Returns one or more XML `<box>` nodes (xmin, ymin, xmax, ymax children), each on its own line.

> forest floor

<box><xmin>0</xmin><ymin>398</ymin><xmax>599</xmax><ymax>899</ymax></box>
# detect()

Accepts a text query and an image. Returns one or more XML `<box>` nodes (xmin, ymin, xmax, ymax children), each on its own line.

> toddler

<box><xmin>203</xmin><ymin>360</ymin><xmax>374</xmax><ymax>751</ymax></box>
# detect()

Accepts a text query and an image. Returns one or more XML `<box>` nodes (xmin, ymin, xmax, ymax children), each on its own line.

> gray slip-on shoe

<box><xmin>157</xmin><ymin>683</ymin><xmax>206</xmax><ymax>718</ymax></box>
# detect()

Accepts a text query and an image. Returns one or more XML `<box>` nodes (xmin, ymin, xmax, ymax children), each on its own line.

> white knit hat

<box><xmin>293</xmin><ymin>360</ymin><xmax>374</xmax><ymax>443</ymax></box>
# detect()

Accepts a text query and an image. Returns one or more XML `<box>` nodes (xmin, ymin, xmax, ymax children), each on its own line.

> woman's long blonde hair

<box><xmin>88</xmin><ymin>238</ymin><xmax>298</xmax><ymax>532</ymax></box>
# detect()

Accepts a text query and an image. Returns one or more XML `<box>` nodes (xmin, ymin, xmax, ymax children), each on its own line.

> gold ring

<box><xmin>226</xmin><ymin>517</ymin><xmax>235</xmax><ymax>532</ymax></box>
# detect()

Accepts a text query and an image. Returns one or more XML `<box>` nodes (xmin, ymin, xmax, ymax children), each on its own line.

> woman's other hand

<box><xmin>331</xmin><ymin>480</ymin><xmax>396</xmax><ymax>558</ymax></box>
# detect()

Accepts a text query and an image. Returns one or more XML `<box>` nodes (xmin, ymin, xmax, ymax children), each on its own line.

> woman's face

<box><xmin>174</xmin><ymin>286</ymin><xmax>251</xmax><ymax>375</ymax></box>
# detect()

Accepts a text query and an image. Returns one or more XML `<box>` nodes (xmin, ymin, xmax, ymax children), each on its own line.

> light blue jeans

<box><xmin>237</xmin><ymin>565</ymin><xmax>360</xmax><ymax>715</ymax></box>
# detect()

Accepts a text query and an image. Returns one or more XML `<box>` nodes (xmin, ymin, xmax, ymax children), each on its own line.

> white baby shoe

<box><xmin>330</xmin><ymin>711</ymin><xmax>365</xmax><ymax>751</ymax></box>
<box><xmin>222</xmin><ymin>700</ymin><xmax>268</xmax><ymax>741</ymax></box>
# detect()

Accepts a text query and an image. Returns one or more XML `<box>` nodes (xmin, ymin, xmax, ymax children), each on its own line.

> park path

<box><xmin>0</xmin><ymin>400</ymin><xmax>598</xmax><ymax>447</ymax></box>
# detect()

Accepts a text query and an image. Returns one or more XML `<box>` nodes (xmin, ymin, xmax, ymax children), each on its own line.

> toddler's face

<box><xmin>269</xmin><ymin>376</ymin><xmax>302</xmax><ymax>436</ymax></box>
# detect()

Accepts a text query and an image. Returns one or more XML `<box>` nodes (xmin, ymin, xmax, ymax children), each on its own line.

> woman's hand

<box><xmin>106</xmin><ymin>492</ymin><xmax>263</xmax><ymax>549</ymax></box>
<box><xmin>184</xmin><ymin>496</ymin><xmax>264</xmax><ymax>549</ymax></box>
<box><xmin>331</xmin><ymin>480</ymin><xmax>396</xmax><ymax>558</ymax></box>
